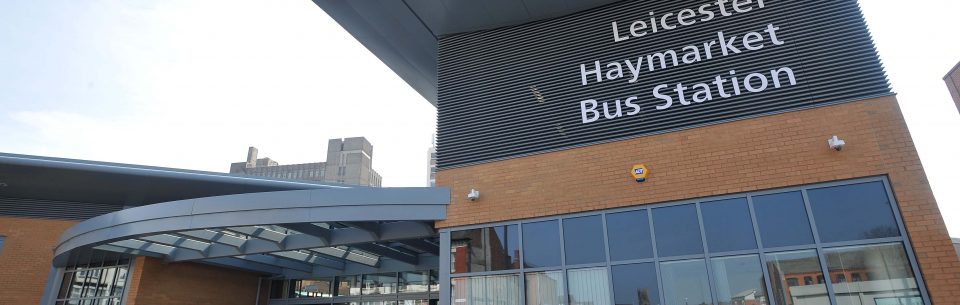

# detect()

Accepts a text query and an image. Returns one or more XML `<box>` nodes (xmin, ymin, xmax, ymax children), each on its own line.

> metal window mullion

<box><xmin>518</xmin><ymin>222</ymin><xmax>526</xmax><ymax>305</ymax></box>
<box><xmin>747</xmin><ymin>195</ymin><xmax>778</xmax><ymax>305</ymax></box>
<box><xmin>696</xmin><ymin>201</ymin><xmax>719</xmax><ymax>305</ymax></box>
<box><xmin>648</xmin><ymin>208</ymin><xmax>666</xmax><ymax>305</ymax></box>
<box><xmin>880</xmin><ymin>178</ymin><xmax>933</xmax><ymax>305</ymax></box>
<box><xmin>600</xmin><ymin>214</ymin><xmax>615</xmax><ymax>305</ymax></box>
<box><xmin>801</xmin><ymin>189</ymin><xmax>838</xmax><ymax>305</ymax></box>
<box><xmin>557</xmin><ymin>218</ymin><xmax>568</xmax><ymax>305</ymax></box>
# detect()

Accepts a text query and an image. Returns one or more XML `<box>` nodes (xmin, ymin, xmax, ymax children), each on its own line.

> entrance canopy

<box><xmin>54</xmin><ymin>187</ymin><xmax>448</xmax><ymax>277</ymax></box>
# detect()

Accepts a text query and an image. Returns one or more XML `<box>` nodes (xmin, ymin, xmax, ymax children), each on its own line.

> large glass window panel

<box><xmin>523</xmin><ymin>220</ymin><xmax>562</xmax><ymax>268</ymax></box>
<box><xmin>612</xmin><ymin>263</ymin><xmax>660</xmax><ymax>305</ymax></box>
<box><xmin>710</xmin><ymin>255</ymin><xmax>767</xmax><ymax>305</ymax></box>
<box><xmin>701</xmin><ymin>198</ymin><xmax>757</xmax><ymax>252</ymax></box>
<box><xmin>400</xmin><ymin>271</ymin><xmax>431</xmax><ymax>293</ymax></box>
<box><xmin>336</xmin><ymin>275</ymin><xmax>362</xmax><ymax>296</ymax></box>
<box><xmin>490</xmin><ymin>225</ymin><xmax>520</xmax><ymax>271</ymax></box>
<box><xmin>807</xmin><ymin>182</ymin><xmax>900</xmax><ymax>242</ymax></box>
<box><xmin>363</xmin><ymin>273</ymin><xmax>398</xmax><ymax>295</ymax></box>
<box><xmin>298</xmin><ymin>279</ymin><xmax>334</xmax><ymax>297</ymax></box>
<box><xmin>526</xmin><ymin>271</ymin><xmax>565</xmax><ymax>305</ymax></box>
<box><xmin>660</xmin><ymin>259</ymin><xmax>712</xmax><ymax>305</ymax></box>
<box><xmin>765</xmin><ymin>250</ymin><xmax>829</xmax><ymax>305</ymax></box>
<box><xmin>451</xmin><ymin>229</ymin><xmax>486</xmax><ymax>273</ymax></box>
<box><xmin>824</xmin><ymin>243</ymin><xmax>923</xmax><ymax>305</ymax></box>
<box><xmin>568</xmin><ymin>267</ymin><xmax>612</xmax><ymax>305</ymax></box>
<box><xmin>752</xmin><ymin>192</ymin><xmax>815</xmax><ymax>248</ymax></box>
<box><xmin>653</xmin><ymin>205</ymin><xmax>704</xmax><ymax>257</ymax></box>
<box><xmin>606</xmin><ymin>210</ymin><xmax>654</xmax><ymax>261</ymax></box>
<box><xmin>451</xmin><ymin>274</ymin><xmax>521</xmax><ymax>305</ymax></box>
<box><xmin>563</xmin><ymin>216</ymin><xmax>607</xmax><ymax>265</ymax></box>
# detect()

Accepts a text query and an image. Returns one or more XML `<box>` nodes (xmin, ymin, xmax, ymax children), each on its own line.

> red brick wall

<box><xmin>436</xmin><ymin>96</ymin><xmax>960</xmax><ymax>304</ymax></box>
<box><xmin>0</xmin><ymin>216</ymin><xmax>77</xmax><ymax>305</ymax></box>
<box><xmin>125</xmin><ymin>256</ymin><xmax>265</xmax><ymax>305</ymax></box>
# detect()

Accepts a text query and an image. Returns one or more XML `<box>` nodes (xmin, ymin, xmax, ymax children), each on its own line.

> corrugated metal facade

<box><xmin>437</xmin><ymin>0</ymin><xmax>890</xmax><ymax>169</ymax></box>
<box><xmin>0</xmin><ymin>197</ymin><xmax>121</xmax><ymax>220</ymax></box>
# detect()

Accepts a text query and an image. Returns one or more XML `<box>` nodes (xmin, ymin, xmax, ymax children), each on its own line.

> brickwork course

<box><xmin>0</xmin><ymin>216</ymin><xmax>77</xmax><ymax>305</ymax></box>
<box><xmin>125</xmin><ymin>257</ymin><xmax>265</xmax><ymax>305</ymax></box>
<box><xmin>436</xmin><ymin>96</ymin><xmax>960</xmax><ymax>304</ymax></box>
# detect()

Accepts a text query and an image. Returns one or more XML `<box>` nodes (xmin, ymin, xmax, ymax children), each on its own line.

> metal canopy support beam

<box><xmin>341</xmin><ymin>222</ymin><xmax>381</xmax><ymax>238</ymax></box>
<box><xmin>168</xmin><ymin>221</ymin><xmax>435</xmax><ymax>262</ymax></box>
<box><xmin>279</xmin><ymin>223</ymin><xmax>332</xmax><ymax>241</ymax></box>
<box><xmin>270</xmin><ymin>251</ymin><xmax>345</xmax><ymax>270</ymax></box>
<box><xmin>176</xmin><ymin>230</ymin><xmax>246</xmax><ymax>249</ymax></box>
<box><xmin>309</xmin><ymin>247</ymin><xmax>379</xmax><ymax>267</ymax></box>
<box><xmin>350</xmin><ymin>244</ymin><xmax>418</xmax><ymax>266</ymax></box>
<box><xmin>394</xmin><ymin>239</ymin><xmax>440</xmax><ymax>254</ymax></box>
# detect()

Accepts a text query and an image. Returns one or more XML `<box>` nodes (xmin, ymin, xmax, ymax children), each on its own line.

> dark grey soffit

<box><xmin>310</xmin><ymin>0</ymin><xmax>623</xmax><ymax>107</ymax></box>
<box><xmin>0</xmin><ymin>152</ymin><xmax>348</xmax><ymax>207</ymax></box>
<box><xmin>54</xmin><ymin>187</ymin><xmax>450</xmax><ymax>276</ymax></box>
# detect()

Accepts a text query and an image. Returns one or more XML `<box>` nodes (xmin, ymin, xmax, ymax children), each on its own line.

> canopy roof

<box><xmin>55</xmin><ymin>187</ymin><xmax>448</xmax><ymax>277</ymax></box>
<box><xmin>312</xmin><ymin>0</ymin><xmax>622</xmax><ymax>106</ymax></box>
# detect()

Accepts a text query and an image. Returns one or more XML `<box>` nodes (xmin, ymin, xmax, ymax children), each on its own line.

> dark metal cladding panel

<box><xmin>436</xmin><ymin>0</ymin><xmax>891</xmax><ymax>169</ymax></box>
<box><xmin>0</xmin><ymin>197</ymin><xmax>121</xmax><ymax>220</ymax></box>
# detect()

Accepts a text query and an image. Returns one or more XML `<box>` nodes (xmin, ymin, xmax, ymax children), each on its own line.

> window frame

<box><xmin>439</xmin><ymin>176</ymin><xmax>932</xmax><ymax>305</ymax></box>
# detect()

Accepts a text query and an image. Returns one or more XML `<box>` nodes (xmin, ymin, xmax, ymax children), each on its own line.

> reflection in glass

<box><xmin>612</xmin><ymin>263</ymin><xmax>660</xmax><ymax>305</ymax></box>
<box><xmin>660</xmin><ymin>259</ymin><xmax>712</xmax><ymax>305</ymax></box>
<box><xmin>452</xmin><ymin>274</ymin><xmax>520</xmax><ymax>305</ymax></box>
<box><xmin>824</xmin><ymin>244</ymin><xmax>923</xmax><ymax>305</ymax></box>
<box><xmin>451</xmin><ymin>229</ymin><xmax>486</xmax><ymax>273</ymax></box>
<box><xmin>400</xmin><ymin>271</ymin><xmax>431</xmax><ymax>293</ymax></box>
<box><xmin>336</xmin><ymin>275</ymin><xmax>362</xmax><ymax>296</ymax></box>
<box><xmin>653</xmin><ymin>205</ymin><xmax>704</xmax><ymax>257</ymax></box>
<box><xmin>563</xmin><ymin>216</ymin><xmax>607</xmax><ymax>265</ymax></box>
<box><xmin>701</xmin><ymin>198</ymin><xmax>757</xmax><ymax>252</ymax></box>
<box><xmin>710</xmin><ymin>255</ymin><xmax>767</xmax><ymax>305</ymax></box>
<box><xmin>568</xmin><ymin>267</ymin><xmax>612</xmax><ymax>305</ymax></box>
<box><xmin>363</xmin><ymin>273</ymin><xmax>398</xmax><ymax>295</ymax></box>
<box><xmin>606</xmin><ymin>210</ymin><xmax>654</xmax><ymax>261</ymax></box>
<box><xmin>490</xmin><ymin>225</ymin><xmax>521</xmax><ymax>271</ymax></box>
<box><xmin>523</xmin><ymin>221</ymin><xmax>562</xmax><ymax>268</ymax></box>
<box><xmin>765</xmin><ymin>250</ymin><xmax>829</xmax><ymax>305</ymax></box>
<box><xmin>297</xmin><ymin>278</ymin><xmax>334</xmax><ymax>297</ymax></box>
<box><xmin>752</xmin><ymin>192</ymin><xmax>815</xmax><ymax>248</ymax></box>
<box><xmin>807</xmin><ymin>182</ymin><xmax>900</xmax><ymax>242</ymax></box>
<box><xmin>526</xmin><ymin>271</ymin><xmax>565</xmax><ymax>305</ymax></box>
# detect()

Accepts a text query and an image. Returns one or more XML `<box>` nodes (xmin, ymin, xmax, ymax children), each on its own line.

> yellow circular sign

<box><xmin>631</xmin><ymin>164</ymin><xmax>650</xmax><ymax>183</ymax></box>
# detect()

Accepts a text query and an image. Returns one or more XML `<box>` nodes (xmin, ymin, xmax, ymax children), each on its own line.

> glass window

<box><xmin>824</xmin><ymin>243</ymin><xmax>923</xmax><ymax>305</ymax></box>
<box><xmin>701</xmin><ymin>198</ymin><xmax>757</xmax><ymax>252</ymax></box>
<box><xmin>452</xmin><ymin>274</ymin><xmax>520</xmax><ymax>305</ymax></box>
<box><xmin>490</xmin><ymin>225</ymin><xmax>520</xmax><ymax>271</ymax></box>
<box><xmin>653</xmin><ymin>205</ymin><xmax>704</xmax><ymax>257</ymax></box>
<box><xmin>400</xmin><ymin>271</ymin><xmax>431</xmax><ymax>293</ymax></box>
<box><xmin>612</xmin><ymin>263</ymin><xmax>660</xmax><ymax>305</ymax></box>
<box><xmin>752</xmin><ymin>192</ymin><xmax>815</xmax><ymax>248</ymax></box>
<box><xmin>765</xmin><ymin>250</ymin><xmax>829</xmax><ymax>305</ymax></box>
<box><xmin>336</xmin><ymin>275</ymin><xmax>362</xmax><ymax>296</ymax></box>
<box><xmin>710</xmin><ymin>255</ymin><xmax>766</xmax><ymax>305</ymax></box>
<box><xmin>363</xmin><ymin>273</ymin><xmax>398</xmax><ymax>295</ymax></box>
<box><xmin>807</xmin><ymin>182</ymin><xmax>900</xmax><ymax>242</ymax></box>
<box><xmin>451</xmin><ymin>229</ymin><xmax>486</xmax><ymax>273</ymax></box>
<box><xmin>523</xmin><ymin>220</ymin><xmax>562</xmax><ymax>268</ymax></box>
<box><xmin>563</xmin><ymin>216</ymin><xmax>607</xmax><ymax>265</ymax></box>
<box><xmin>606</xmin><ymin>210</ymin><xmax>654</xmax><ymax>261</ymax></box>
<box><xmin>568</xmin><ymin>267</ymin><xmax>611</xmax><ymax>305</ymax></box>
<box><xmin>55</xmin><ymin>262</ymin><xmax>128</xmax><ymax>305</ymax></box>
<box><xmin>660</xmin><ymin>259</ymin><xmax>712</xmax><ymax>305</ymax></box>
<box><xmin>269</xmin><ymin>280</ymin><xmax>284</xmax><ymax>299</ymax></box>
<box><xmin>297</xmin><ymin>279</ymin><xmax>334</xmax><ymax>298</ymax></box>
<box><xmin>526</xmin><ymin>271</ymin><xmax>565</xmax><ymax>305</ymax></box>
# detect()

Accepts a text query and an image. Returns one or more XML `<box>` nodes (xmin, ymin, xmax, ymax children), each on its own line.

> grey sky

<box><xmin>1</xmin><ymin>1</ymin><xmax>958</xmax><ymax>235</ymax></box>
